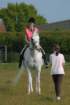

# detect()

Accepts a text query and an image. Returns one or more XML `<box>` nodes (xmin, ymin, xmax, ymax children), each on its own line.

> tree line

<box><xmin>0</xmin><ymin>3</ymin><xmax>47</xmax><ymax>32</ymax></box>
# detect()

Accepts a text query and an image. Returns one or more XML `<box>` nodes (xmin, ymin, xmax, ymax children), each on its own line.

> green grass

<box><xmin>0</xmin><ymin>63</ymin><xmax>70</xmax><ymax>105</ymax></box>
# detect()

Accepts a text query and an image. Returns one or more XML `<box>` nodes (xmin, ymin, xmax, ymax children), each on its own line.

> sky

<box><xmin>0</xmin><ymin>0</ymin><xmax>70</xmax><ymax>23</ymax></box>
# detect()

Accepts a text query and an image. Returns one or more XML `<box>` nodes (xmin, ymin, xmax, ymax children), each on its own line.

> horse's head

<box><xmin>31</xmin><ymin>31</ymin><xmax>40</xmax><ymax>49</ymax></box>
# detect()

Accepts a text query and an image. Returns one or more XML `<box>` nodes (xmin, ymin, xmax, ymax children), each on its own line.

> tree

<box><xmin>0</xmin><ymin>3</ymin><xmax>47</xmax><ymax>32</ymax></box>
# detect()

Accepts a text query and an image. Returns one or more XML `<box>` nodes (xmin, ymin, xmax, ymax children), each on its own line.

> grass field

<box><xmin>0</xmin><ymin>63</ymin><xmax>70</xmax><ymax>105</ymax></box>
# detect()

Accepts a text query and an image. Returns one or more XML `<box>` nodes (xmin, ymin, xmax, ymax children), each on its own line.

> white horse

<box><xmin>14</xmin><ymin>32</ymin><xmax>44</xmax><ymax>95</ymax></box>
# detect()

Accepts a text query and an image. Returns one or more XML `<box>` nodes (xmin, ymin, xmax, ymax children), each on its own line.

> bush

<box><xmin>40</xmin><ymin>31</ymin><xmax>70</xmax><ymax>61</ymax></box>
<box><xmin>0</xmin><ymin>32</ymin><xmax>25</xmax><ymax>51</ymax></box>
<box><xmin>0</xmin><ymin>31</ymin><xmax>70</xmax><ymax>62</ymax></box>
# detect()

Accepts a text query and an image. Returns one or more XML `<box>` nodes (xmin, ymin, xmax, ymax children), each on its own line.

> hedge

<box><xmin>40</xmin><ymin>31</ymin><xmax>70</xmax><ymax>61</ymax></box>
<box><xmin>0</xmin><ymin>32</ymin><xmax>25</xmax><ymax>52</ymax></box>
<box><xmin>40</xmin><ymin>31</ymin><xmax>70</xmax><ymax>54</ymax></box>
<box><xmin>0</xmin><ymin>31</ymin><xmax>70</xmax><ymax>62</ymax></box>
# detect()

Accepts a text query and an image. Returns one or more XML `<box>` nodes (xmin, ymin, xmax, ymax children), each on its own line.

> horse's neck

<box><xmin>29</xmin><ymin>47</ymin><xmax>41</xmax><ymax>57</ymax></box>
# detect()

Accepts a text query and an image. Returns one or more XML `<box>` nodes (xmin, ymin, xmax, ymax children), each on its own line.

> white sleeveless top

<box><xmin>50</xmin><ymin>53</ymin><xmax>65</xmax><ymax>75</ymax></box>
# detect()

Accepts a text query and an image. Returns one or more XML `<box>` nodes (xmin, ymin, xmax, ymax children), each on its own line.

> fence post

<box><xmin>5</xmin><ymin>45</ymin><xmax>7</xmax><ymax>62</ymax></box>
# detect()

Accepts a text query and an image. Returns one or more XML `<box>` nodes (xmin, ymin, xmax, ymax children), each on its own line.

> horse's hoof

<box><xmin>31</xmin><ymin>89</ymin><xmax>33</xmax><ymax>93</ymax></box>
<box><xmin>27</xmin><ymin>92</ymin><xmax>31</xmax><ymax>95</ymax></box>
<box><xmin>36</xmin><ymin>91</ymin><xmax>41</xmax><ymax>95</ymax></box>
<box><xmin>37</xmin><ymin>92</ymin><xmax>41</xmax><ymax>96</ymax></box>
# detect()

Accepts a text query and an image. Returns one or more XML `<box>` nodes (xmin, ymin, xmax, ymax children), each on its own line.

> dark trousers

<box><xmin>52</xmin><ymin>74</ymin><xmax>64</xmax><ymax>97</ymax></box>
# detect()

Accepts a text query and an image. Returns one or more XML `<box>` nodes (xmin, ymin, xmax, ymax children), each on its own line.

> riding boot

<box><xmin>42</xmin><ymin>54</ymin><xmax>48</xmax><ymax>68</ymax></box>
<box><xmin>40</xmin><ymin>48</ymin><xmax>48</xmax><ymax>68</ymax></box>
<box><xmin>18</xmin><ymin>45</ymin><xmax>28</xmax><ymax>68</ymax></box>
<box><xmin>18</xmin><ymin>54</ymin><xmax>23</xmax><ymax>68</ymax></box>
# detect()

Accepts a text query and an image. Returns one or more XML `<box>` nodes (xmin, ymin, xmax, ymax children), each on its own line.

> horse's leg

<box><xmin>27</xmin><ymin>68</ymin><xmax>33</xmax><ymax>94</ymax></box>
<box><xmin>36</xmin><ymin>67</ymin><xmax>41</xmax><ymax>95</ymax></box>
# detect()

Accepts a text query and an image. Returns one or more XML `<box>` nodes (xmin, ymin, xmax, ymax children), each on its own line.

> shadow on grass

<box><xmin>35</xmin><ymin>94</ymin><xmax>54</xmax><ymax>102</ymax></box>
<box><xmin>0</xmin><ymin>85</ymin><xmax>10</xmax><ymax>94</ymax></box>
<box><xmin>0</xmin><ymin>82</ymin><xmax>17</xmax><ymax>96</ymax></box>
